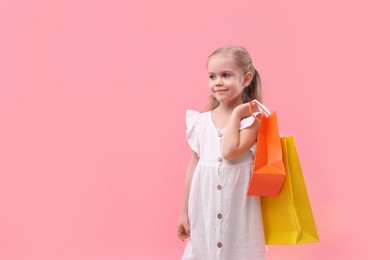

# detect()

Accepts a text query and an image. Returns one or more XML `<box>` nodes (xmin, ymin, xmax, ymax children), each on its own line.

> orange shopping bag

<box><xmin>247</xmin><ymin>100</ymin><xmax>286</xmax><ymax>196</ymax></box>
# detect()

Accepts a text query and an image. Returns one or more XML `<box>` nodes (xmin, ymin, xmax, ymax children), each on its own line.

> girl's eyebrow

<box><xmin>208</xmin><ymin>70</ymin><xmax>234</xmax><ymax>74</ymax></box>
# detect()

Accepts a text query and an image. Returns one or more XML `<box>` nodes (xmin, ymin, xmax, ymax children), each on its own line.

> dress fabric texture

<box><xmin>182</xmin><ymin>110</ymin><xmax>266</xmax><ymax>260</ymax></box>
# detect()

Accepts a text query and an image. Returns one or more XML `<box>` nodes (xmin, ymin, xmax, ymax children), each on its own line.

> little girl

<box><xmin>177</xmin><ymin>45</ymin><xmax>266</xmax><ymax>260</ymax></box>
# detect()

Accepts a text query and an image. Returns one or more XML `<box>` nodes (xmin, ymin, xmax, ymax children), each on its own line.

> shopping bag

<box><xmin>261</xmin><ymin>136</ymin><xmax>319</xmax><ymax>245</ymax></box>
<box><xmin>247</xmin><ymin>100</ymin><xmax>286</xmax><ymax>196</ymax></box>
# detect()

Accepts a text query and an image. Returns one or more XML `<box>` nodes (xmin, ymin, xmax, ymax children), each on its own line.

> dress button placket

<box><xmin>216</xmin><ymin>129</ymin><xmax>223</xmax><ymax>258</ymax></box>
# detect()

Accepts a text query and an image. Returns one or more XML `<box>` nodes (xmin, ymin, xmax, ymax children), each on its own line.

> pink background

<box><xmin>1</xmin><ymin>0</ymin><xmax>389</xmax><ymax>259</ymax></box>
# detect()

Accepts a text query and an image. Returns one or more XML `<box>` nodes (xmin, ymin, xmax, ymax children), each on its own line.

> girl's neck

<box><xmin>215</xmin><ymin>99</ymin><xmax>243</xmax><ymax>113</ymax></box>
<box><xmin>211</xmin><ymin>99</ymin><xmax>243</xmax><ymax>130</ymax></box>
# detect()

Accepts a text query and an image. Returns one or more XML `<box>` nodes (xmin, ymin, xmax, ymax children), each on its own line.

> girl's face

<box><xmin>208</xmin><ymin>55</ymin><xmax>249</xmax><ymax>106</ymax></box>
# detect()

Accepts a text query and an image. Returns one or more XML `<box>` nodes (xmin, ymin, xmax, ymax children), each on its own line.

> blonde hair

<box><xmin>205</xmin><ymin>45</ymin><xmax>262</xmax><ymax>111</ymax></box>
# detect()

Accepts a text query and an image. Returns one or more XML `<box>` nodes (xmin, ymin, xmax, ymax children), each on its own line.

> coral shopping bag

<box><xmin>262</xmin><ymin>136</ymin><xmax>320</xmax><ymax>245</ymax></box>
<box><xmin>247</xmin><ymin>100</ymin><xmax>286</xmax><ymax>196</ymax></box>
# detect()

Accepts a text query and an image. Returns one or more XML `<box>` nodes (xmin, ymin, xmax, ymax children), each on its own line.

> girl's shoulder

<box><xmin>186</xmin><ymin>109</ymin><xmax>211</xmax><ymax>132</ymax></box>
<box><xmin>186</xmin><ymin>109</ymin><xmax>210</xmax><ymax>121</ymax></box>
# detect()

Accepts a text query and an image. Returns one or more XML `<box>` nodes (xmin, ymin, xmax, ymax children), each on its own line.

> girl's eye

<box><xmin>223</xmin><ymin>73</ymin><xmax>230</xmax><ymax>78</ymax></box>
<box><xmin>209</xmin><ymin>75</ymin><xmax>216</xmax><ymax>80</ymax></box>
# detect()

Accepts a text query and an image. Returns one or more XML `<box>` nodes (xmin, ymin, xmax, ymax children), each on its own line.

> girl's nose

<box><xmin>216</xmin><ymin>78</ymin><xmax>223</xmax><ymax>86</ymax></box>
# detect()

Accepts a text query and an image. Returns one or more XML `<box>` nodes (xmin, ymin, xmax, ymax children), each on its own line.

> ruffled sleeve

<box><xmin>186</xmin><ymin>110</ymin><xmax>200</xmax><ymax>156</ymax></box>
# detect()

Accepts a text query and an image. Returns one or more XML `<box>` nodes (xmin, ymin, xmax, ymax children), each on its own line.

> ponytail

<box><xmin>242</xmin><ymin>69</ymin><xmax>262</xmax><ymax>103</ymax></box>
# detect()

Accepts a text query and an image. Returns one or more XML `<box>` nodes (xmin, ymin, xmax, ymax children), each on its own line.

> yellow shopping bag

<box><xmin>261</xmin><ymin>136</ymin><xmax>319</xmax><ymax>245</ymax></box>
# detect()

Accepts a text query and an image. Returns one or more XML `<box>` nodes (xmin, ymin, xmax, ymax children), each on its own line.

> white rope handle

<box><xmin>250</xmin><ymin>99</ymin><xmax>284</xmax><ymax>137</ymax></box>
<box><xmin>251</xmin><ymin>99</ymin><xmax>271</xmax><ymax>117</ymax></box>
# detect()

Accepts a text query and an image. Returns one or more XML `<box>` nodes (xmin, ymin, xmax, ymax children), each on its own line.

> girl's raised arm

<box><xmin>222</xmin><ymin>103</ymin><xmax>259</xmax><ymax>161</ymax></box>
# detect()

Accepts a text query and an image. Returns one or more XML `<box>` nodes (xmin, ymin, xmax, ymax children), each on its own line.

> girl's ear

<box><xmin>243</xmin><ymin>71</ymin><xmax>253</xmax><ymax>87</ymax></box>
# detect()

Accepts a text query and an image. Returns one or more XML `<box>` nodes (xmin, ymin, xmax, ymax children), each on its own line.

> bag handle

<box><xmin>249</xmin><ymin>99</ymin><xmax>285</xmax><ymax>137</ymax></box>
<box><xmin>249</xmin><ymin>99</ymin><xmax>271</xmax><ymax>122</ymax></box>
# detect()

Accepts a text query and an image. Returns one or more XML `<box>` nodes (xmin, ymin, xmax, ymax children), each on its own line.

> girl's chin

<box><xmin>214</xmin><ymin>98</ymin><xmax>231</xmax><ymax>104</ymax></box>
<box><xmin>213</xmin><ymin>93</ymin><xmax>229</xmax><ymax>99</ymax></box>
<box><xmin>213</xmin><ymin>96</ymin><xmax>225</xmax><ymax>102</ymax></box>
<box><xmin>213</xmin><ymin>95</ymin><xmax>243</xmax><ymax>106</ymax></box>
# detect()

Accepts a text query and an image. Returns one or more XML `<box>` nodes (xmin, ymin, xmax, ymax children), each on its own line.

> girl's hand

<box><xmin>233</xmin><ymin>101</ymin><xmax>259</xmax><ymax>119</ymax></box>
<box><xmin>177</xmin><ymin>214</ymin><xmax>191</xmax><ymax>241</ymax></box>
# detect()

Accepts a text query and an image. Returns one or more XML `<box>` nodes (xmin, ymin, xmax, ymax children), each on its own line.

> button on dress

<box><xmin>182</xmin><ymin>110</ymin><xmax>266</xmax><ymax>260</ymax></box>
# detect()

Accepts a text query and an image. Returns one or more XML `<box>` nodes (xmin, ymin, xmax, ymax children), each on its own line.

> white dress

<box><xmin>182</xmin><ymin>110</ymin><xmax>266</xmax><ymax>260</ymax></box>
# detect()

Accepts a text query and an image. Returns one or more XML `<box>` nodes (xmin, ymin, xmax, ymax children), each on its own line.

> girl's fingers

<box><xmin>250</xmin><ymin>101</ymin><xmax>259</xmax><ymax>111</ymax></box>
<box><xmin>177</xmin><ymin>224</ymin><xmax>190</xmax><ymax>241</ymax></box>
